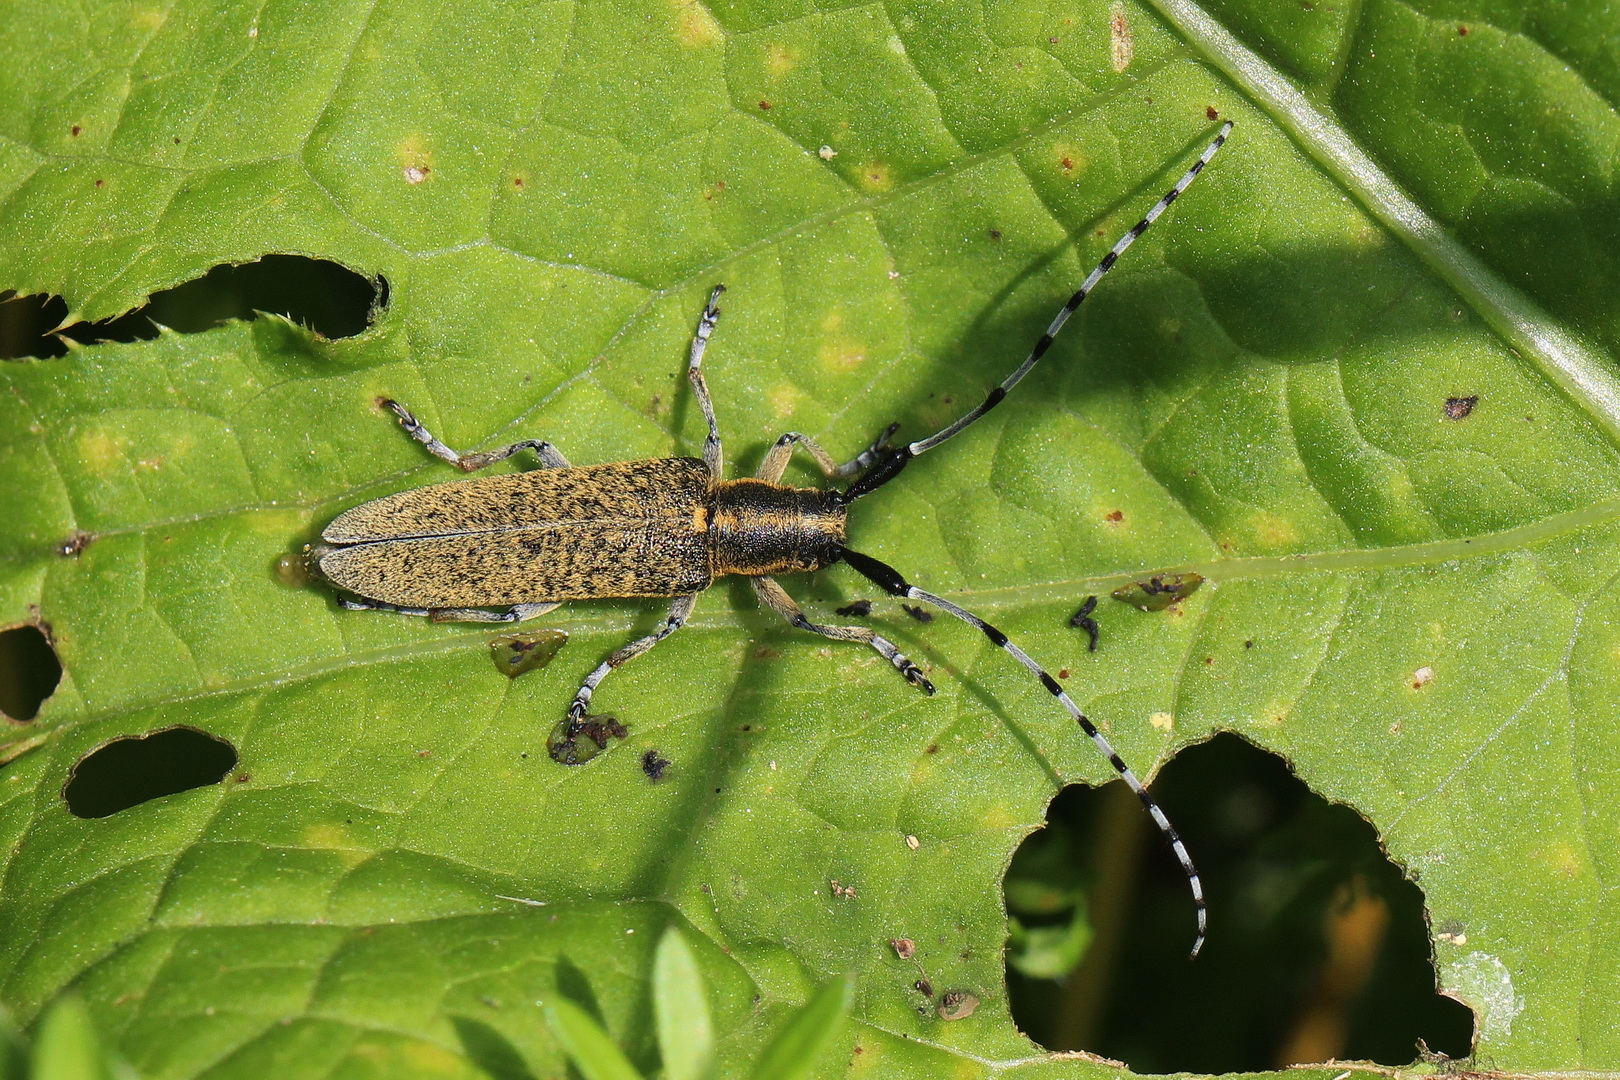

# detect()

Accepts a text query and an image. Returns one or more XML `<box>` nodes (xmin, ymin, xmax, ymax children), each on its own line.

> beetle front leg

<box><xmin>755</xmin><ymin>424</ymin><xmax>900</xmax><ymax>483</ymax></box>
<box><xmin>549</xmin><ymin>594</ymin><xmax>699</xmax><ymax>765</ymax></box>
<box><xmin>382</xmin><ymin>399</ymin><xmax>572</xmax><ymax>472</ymax></box>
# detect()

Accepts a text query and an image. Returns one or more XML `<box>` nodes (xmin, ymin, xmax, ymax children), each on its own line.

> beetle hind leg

<box><xmin>553</xmin><ymin>594</ymin><xmax>699</xmax><ymax>763</ymax></box>
<box><xmin>337</xmin><ymin>596</ymin><xmax>433</xmax><ymax>618</ymax></box>
<box><xmin>751</xmin><ymin>576</ymin><xmax>933</xmax><ymax>694</ymax></box>
<box><xmin>337</xmin><ymin>596</ymin><xmax>561</xmax><ymax>624</ymax></box>
<box><xmin>428</xmin><ymin>603</ymin><xmax>562</xmax><ymax>624</ymax></box>
<box><xmin>382</xmin><ymin>399</ymin><xmax>571</xmax><ymax>472</ymax></box>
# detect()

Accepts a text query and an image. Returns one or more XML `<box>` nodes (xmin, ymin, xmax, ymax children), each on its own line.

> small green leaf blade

<box><xmin>29</xmin><ymin>997</ymin><xmax>107</xmax><ymax>1080</ymax></box>
<box><xmin>654</xmin><ymin>928</ymin><xmax>714</xmax><ymax>1080</ymax></box>
<box><xmin>543</xmin><ymin>998</ymin><xmax>645</xmax><ymax>1080</ymax></box>
<box><xmin>748</xmin><ymin>977</ymin><xmax>853</xmax><ymax>1080</ymax></box>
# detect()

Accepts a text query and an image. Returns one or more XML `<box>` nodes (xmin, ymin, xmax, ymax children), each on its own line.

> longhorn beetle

<box><xmin>308</xmin><ymin>120</ymin><xmax>1233</xmax><ymax>955</ymax></box>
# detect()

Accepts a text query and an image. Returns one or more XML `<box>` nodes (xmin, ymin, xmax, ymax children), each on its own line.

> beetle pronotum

<box><xmin>308</xmin><ymin>120</ymin><xmax>1233</xmax><ymax>954</ymax></box>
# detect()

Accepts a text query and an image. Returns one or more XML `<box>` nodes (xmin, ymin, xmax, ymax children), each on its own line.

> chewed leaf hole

<box><xmin>0</xmin><ymin>255</ymin><xmax>386</xmax><ymax>359</ymax></box>
<box><xmin>1006</xmin><ymin>732</ymin><xmax>1474</xmax><ymax>1071</ymax></box>
<box><xmin>64</xmin><ymin>726</ymin><xmax>238</xmax><ymax>819</ymax></box>
<box><xmin>0</xmin><ymin>624</ymin><xmax>61</xmax><ymax>722</ymax></box>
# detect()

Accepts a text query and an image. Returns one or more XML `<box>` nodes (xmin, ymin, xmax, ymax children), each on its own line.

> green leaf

<box><xmin>544</xmin><ymin>998</ymin><xmax>647</xmax><ymax>1080</ymax></box>
<box><xmin>0</xmin><ymin>1003</ymin><xmax>24</xmax><ymax>1080</ymax></box>
<box><xmin>2</xmin><ymin>0</ymin><xmax>1619</xmax><ymax>1077</ymax></box>
<box><xmin>654</xmin><ymin>928</ymin><xmax>714</xmax><ymax>1080</ymax></box>
<box><xmin>30</xmin><ymin>997</ymin><xmax>109</xmax><ymax>1080</ymax></box>
<box><xmin>748</xmin><ymin>977</ymin><xmax>852</xmax><ymax>1080</ymax></box>
<box><xmin>1007</xmin><ymin>911</ymin><xmax>1094</xmax><ymax>982</ymax></box>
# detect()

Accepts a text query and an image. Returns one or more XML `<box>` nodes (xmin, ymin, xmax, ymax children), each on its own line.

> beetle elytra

<box><xmin>308</xmin><ymin>120</ymin><xmax>1233</xmax><ymax>955</ymax></box>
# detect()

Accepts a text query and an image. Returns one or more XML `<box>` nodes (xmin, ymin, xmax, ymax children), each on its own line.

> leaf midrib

<box><xmin>1147</xmin><ymin>0</ymin><xmax>1620</xmax><ymax>443</ymax></box>
<box><xmin>8</xmin><ymin>490</ymin><xmax>1615</xmax><ymax>757</ymax></box>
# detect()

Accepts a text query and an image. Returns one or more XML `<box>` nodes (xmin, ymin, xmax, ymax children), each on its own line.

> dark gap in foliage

<box><xmin>1006</xmin><ymin>732</ymin><xmax>1475</xmax><ymax>1072</ymax></box>
<box><xmin>0</xmin><ymin>256</ymin><xmax>387</xmax><ymax>359</ymax></box>
<box><xmin>0</xmin><ymin>624</ymin><xmax>61</xmax><ymax>722</ymax></box>
<box><xmin>64</xmin><ymin>726</ymin><xmax>238</xmax><ymax>818</ymax></box>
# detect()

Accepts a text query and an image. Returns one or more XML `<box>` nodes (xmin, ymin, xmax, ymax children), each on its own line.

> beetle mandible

<box><xmin>307</xmin><ymin>121</ymin><xmax>1233</xmax><ymax>955</ymax></box>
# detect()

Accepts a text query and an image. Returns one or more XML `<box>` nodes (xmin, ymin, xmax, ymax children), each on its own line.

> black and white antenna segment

<box><xmin>843</xmin><ymin>119</ymin><xmax>1233</xmax><ymax>957</ymax></box>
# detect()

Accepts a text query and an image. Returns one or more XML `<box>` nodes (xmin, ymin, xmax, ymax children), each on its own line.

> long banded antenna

<box><xmin>845</xmin><ymin>120</ymin><xmax>1233</xmax><ymax>501</ymax></box>
<box><xmin>841</xmin><ymin>547</ymin><xmax>1207</xmax><ymax>958</ymax></box>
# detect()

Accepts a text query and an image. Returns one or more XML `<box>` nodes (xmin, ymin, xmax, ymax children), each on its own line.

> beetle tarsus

<box><xmin>900</xmin><ymin>662</ymin><xmax>935</xmax><ymax>695</ymax></box>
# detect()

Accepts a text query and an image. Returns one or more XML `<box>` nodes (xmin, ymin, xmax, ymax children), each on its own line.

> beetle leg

<box><xmin>755</xmin><ymin>423</ymin><xmax>900</xmax><ymax>483</ymax></box>
<box><xmin>750</xmin><ymin>575</ymin><xmax>934</xmax><ymax>695</ymax></box>
<box><xmin>337</xmin><ymin>596</ymin><xmax>561</xmax><ymax>623</ymax></box>
<box><xmin>337</xmin><ymin>596</ymin><xmax>433</xmax><ymax>617</ymax></box>
<box><xmin>686</xmin><ymin>285</ymin><xmax>726</xmax><ymax>480</ymax></box>
<box><xmin>427</xmin><ymin>602</ymin><xmax>562</xmax><ymax>624</ymax></box>
<box><xmin>382</xmin><ymin>399</ymin><xmax>572</xmax><ymax>472</ymax></box>
<box><xmin>564</xmin><ymin>593</ymin><xmax>699</xmax><ymax>727</ymax></box>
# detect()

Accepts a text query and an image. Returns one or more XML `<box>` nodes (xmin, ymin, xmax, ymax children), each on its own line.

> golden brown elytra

<box><xmin>308</xmin><ymin>122</ymin><xmax>1233</xmax><ymax>956</ymax></box>
<box><xmin>312</xmin><ymin>458</ymin><xmax>848</xmax><ymax>606</ymax></box>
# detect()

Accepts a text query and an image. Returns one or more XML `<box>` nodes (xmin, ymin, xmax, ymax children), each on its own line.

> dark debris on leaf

<box><xmin>489</xmin><ymin>629</ymin><xmax>568</xmax><ymax>679</ymax></box>
<box><xmin>1443</xmin><ymin>395</ymin><xmax>1479</xmax><ymax>420</ymax></box>
<box><xmin>1068</xmin><ymin>595</ymin><xmax>1100</xmax><ymax>651</ymax></box>
<box><xmin>1112</xmin><ymin>572</ymin><xmax>1203</xmax><ymax>612</ymax></box>
<box><xmin>546</xmin><ymin>715</ymin><xmax>626</xmax><ymax>765</ymax></box>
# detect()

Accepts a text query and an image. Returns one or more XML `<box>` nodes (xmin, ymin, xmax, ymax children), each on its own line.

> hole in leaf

<box><xmin>0</xmin><ymin>624</ymin><xmax>61</xmax><ymax>722</ymax></box>
<box><xmin>1006</xmin><ymin>732</ymin><xmax>1474</xmax><ymax>1071</ymax></box>
<box><xmin>0</xmin><ymin>255</ymin><xmax>387</xmax><ymax>359</ymax></box>
<box><xmin>64</xmin><ymin>726</ymin><xmax>238</xmax><ymax>818</ymax></box>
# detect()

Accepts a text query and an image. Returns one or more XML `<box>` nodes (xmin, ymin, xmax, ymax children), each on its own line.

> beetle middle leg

<box><xmin>336</xmin><ymin>596</ymin><xmax>561</xmax><ymax>623</ymax></box>
<box><xmin>750</xmin><ymin>575</ymin><xmax>934</xmax><ymax>694</ymax></box>
<box><xmin>553</xmin><ymin>594</ymin><xmax>699</xmax><ymax>762</ymax></box>
<box><xmin>382</xmin><ymin>399</ymin><xmax>572</xmax><ymax>472</ymax></box>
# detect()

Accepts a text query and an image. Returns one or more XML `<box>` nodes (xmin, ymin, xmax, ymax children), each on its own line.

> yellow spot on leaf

<box><xmin>397</xmin><ymin>135</ymin><xmax>433</xmax><ymax>184</ymax></box>
<box><xmin>349</xmin><ymin>1034</ymin><xmax>469</xmax><ymax>1073</ymax></box>
<box><xmin>818</xmin><ymin>338</ymin><xmax>867</xmax><ymax>372</ymax></box>
<box><xmin>1053</xmin><ymin>143</ymin><xmax>1087</xmax><ymax>176</ymax></box>
<box><xmin>672</xmin><ymin>0</ymin><xmax>724</xmax><ymax>48</ymax></box>
<box><xmin>1110</xmin><ymin>2</ymin><xmax>1134</xmax><ymax>71</ymax></box>
<box><xmin>1538</xmin><ymin>841</ymin><xmax>1583</xmax><ymax>879</ymax></box>
<box><xmin>979</xmin><ymin>804</ymin><xmax>1015</xmax><ymax>829</ymax></box>
<box><xmin>765</xmin><ymin>41</ymin><xmax>798</xmax><ymax>76</ymax></box>
<box><xmin>768</xmin><ymin>382</ymin><xmax>806</xmax><ymax>418</ymax></box>
<box><xmin>857</xmin><ymin>161</ymin><xmax>895</xmax><ymax>192</ymax></box>
<box><xmin>1257</xmin><ymin>701</ymin><xmax>1292</xmax><ymax>728</ymax></box>
<box><xmin>78</xmin><ymin>430</ymin><xmax>123</xmax><ymax>470</ymax></box>
<box><xmin>1248</xmin><ymin>510</ymin><xmax>1300</xmax><ymax>547</ymax></box>
<box><xmin>302</xmin><ymin>823</ymin><xmax>368</xmax><ymax>866</ymax></box>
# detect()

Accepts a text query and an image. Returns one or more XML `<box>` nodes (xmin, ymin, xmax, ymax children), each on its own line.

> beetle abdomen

<box><xmin>314</xmin><ymin>457</ymin><xmax>715</xmax><ymax>606</ymax></box>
